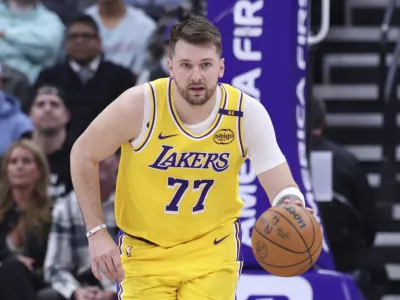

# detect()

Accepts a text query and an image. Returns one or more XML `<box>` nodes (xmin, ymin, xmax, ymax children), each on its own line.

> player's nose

<box><xmin>190</xmin><ymin>66</ymin><xmax>202</xmax><ymax>81</ymax></box>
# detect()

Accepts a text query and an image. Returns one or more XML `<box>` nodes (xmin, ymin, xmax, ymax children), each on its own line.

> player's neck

<box><xmin>173</xmin><ymin>86</ymin><xmax>218</xmax><ymax>126</ymax></box>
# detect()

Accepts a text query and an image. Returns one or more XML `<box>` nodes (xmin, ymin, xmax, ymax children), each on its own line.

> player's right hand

<box><xmin>88</xmin><ymin>230</ymin><xmax>125</xmax><ymax>282</ymax></box>
<box><xmin>282</xmin><ymin>199</ymin><xmax>315</xmax><ymax>214</ymax></box>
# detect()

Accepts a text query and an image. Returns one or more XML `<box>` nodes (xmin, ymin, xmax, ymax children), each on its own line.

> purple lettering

<box><xmin>149</xmin><ymin>146</ymin><xmax>230</xmax><ymax>172</ymax></box>
<box><xmin>212</xmin><ymin>153</ymin><xmax>230</xmax><ymax>172</ymax></box>
<box><xmin>203</xmin><ymin>153</ymin><xmax>219</xmax><ymax>169</ymax></box>
<box><xmin>190</xmin><ymin>153</ymin><xmax>207</xmax><ymax>168</ymax></box>
<box><xmin>148</xmin><ymin>145</ymin><xmax>173</xmax><ymax>170</ymax></box>
<box><xmin>177</xmin><ymin>152</ymin><xmax>192</xmax><ymax>168</ymax></box>
<box><xmin>161</xmin><ymin>152</ymin><xmax>177</xmax><ymax>168</ymax></box>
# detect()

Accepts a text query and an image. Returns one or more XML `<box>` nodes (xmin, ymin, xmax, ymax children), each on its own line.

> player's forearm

<box><xmin>70</xmin><ymin>144</ymin><xmax>104</xmax><ymax>230</ymax></box>
<box><xmin>257</xmin><ymin>163</ymin><xmax>305</xmax><ymax>207</ymax></box>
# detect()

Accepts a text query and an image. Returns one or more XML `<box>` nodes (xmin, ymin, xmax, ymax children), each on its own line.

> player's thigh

<box><xmin>178</xmin><ymin>265</ymin><xmax>240</xmax><ymax>300</ymax></box>
<box><xmin>118</xmin><ymin>276</ymin><xmax>177</xmax><ymax>300</ymax></box>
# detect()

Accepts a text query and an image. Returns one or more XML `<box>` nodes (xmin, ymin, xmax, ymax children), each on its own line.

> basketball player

<box><xmin>70</xmin><ymin>16</ymin><xmax>313</xmax><ymax>299</ymax></box>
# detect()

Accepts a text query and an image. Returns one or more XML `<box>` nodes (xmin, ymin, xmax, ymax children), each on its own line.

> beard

<box><xmin>38</xmin><ymin>126</ymin><xmax>61</xmax><ymax>137</ymax></box>
<box><xmin>174</xmin><ymin>79</ymin><xmax>218</xmax><ymax>106</ymax></box>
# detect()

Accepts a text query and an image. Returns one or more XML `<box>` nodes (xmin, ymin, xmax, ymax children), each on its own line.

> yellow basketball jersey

<box><xmin>115</xmin><ymin>77</ymin><xmax>247</xmax><ymax>247</ymax></box>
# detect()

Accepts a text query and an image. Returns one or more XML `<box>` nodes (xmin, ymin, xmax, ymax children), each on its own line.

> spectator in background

<box><xmin>40</xmin><ymin>153</ymin><xmax>120</xmax><ymax>300</ymax></box>
<box><xmin>310</xmin><ymin>96</ymin><xmax>377</xmax><ymax>271</ymax></box>
<box><xmin>0</xmin><ymin>87</ymin><xmax>33</xmax><ymax>157</ymax></box>
<box><xmin>69</xmin><ymin>0</ymin><xmax>95</xmax><ymax>12</ymax></box>
<box><xmin>29</xmin><ymin>85</ymin><xmax>74</xmax><ymax>202</ymax></box>
<box><xmin>136</xmin><ymin>18</ymin><xmax>175</xmax><ymax>84</ymax></box>
<box><xmin>40</xmin><ymin>0</ymin><xmax>80</xmax><ymax>24</ymax></box>
<box><xmin>0</xmin><ymin>63</ymin><xmax>31</xmax><ymax>112</ymax></box>
<box><xmin>0</xmin><ymin>139</ymin><xmax>52</xmax><ymax>300</ymax></box>
<box><xmin>35</xmin><ymin>15</ymin><xmax>136</xmax><ymax>140</ymax></box>
<box><xmin>125</xmin><ymin>0</ymin><xmax>184</xmax><ymax>8</ymax></box>
<box><xmin>0</xmin><ymin>0</ymin><xmax>64</xmax><ymax>84</ymax></box>
<box><xmin>86</xmin><ymin>0</ymin><xmax>156</xmax><ymax>76</ymax></box>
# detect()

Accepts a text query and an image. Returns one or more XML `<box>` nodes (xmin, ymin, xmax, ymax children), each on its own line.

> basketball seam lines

<box><xmin>254</xmin><ymin>239</ymin><xmax>322</xmax><ymax>269</ymax></box>
<box><xmin>270</xmin><ymin>208</ymin><xmax>317</xmax><ymax>250</ymax></box>
<box><xmin>292</xmin><ymin>242</ymin><xmax>323</xmax><ymax>275</ymax></box>
<box><xmin>254</xmin><ymin>226</ymin><xmax>307</xmax><ymax>254</ymax></box>
<box><xmin>267</xmin><ymin>209</ymin><xmax>313</xmax><ymax>269</ymax></box>
<box><xmin>301</xmin><ymin>209</ymin><xmax>318</xmax><ymax>250</ymax></box>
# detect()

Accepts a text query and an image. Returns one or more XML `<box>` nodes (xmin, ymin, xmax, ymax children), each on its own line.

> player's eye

<box><xmin>203</xmin><ymin>62</ymin><xmax>211</xmax><ymax>68</ymax></box>
<box><xmin>181</xmin><ymin>63</ymin><xmax>190</xmax><ymax>68</ymax></box>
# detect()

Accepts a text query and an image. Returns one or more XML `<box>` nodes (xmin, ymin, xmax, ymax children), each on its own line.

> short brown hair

<box><xmin>169</xmin><ymin>15</ymin><xmax>222</xmax><ymax>57</ymax></box>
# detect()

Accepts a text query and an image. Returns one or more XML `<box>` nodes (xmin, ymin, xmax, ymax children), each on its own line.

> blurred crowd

<box><xmin>0</xmin><ymin>0</ymin><xmax>204</xmax><ymax>299</ymax></box>
<box><xmin>0</xmin><ymin>0</ymin><xmax>384</xmax><ymax>300</ymax></box>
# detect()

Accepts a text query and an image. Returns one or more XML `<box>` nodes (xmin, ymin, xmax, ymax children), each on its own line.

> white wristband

<box><xmin>86</xmin><ymin>224</ymin><xmax>107</xmax><ymax>238</ymax></box>
<box><xmin>271</xmin><ymin>187</ymin><xmax>306</xmax><ymax>207</ymax></box>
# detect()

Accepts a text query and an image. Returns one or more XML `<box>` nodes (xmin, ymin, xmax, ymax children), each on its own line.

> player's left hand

<box><xmin>282</xmin><ymin>199</ymin><xmax>315</xmax><ymax>214</ymax></box>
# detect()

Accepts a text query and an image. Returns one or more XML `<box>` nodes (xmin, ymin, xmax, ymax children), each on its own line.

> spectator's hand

<box><xmin>95</xmin><ymin>290</ymin><xmax>116</xmax><ymax>300</ymax></box>
<box><xmin>0</xmin><ymin>31</ymin><xmax>3</xmax><ymax>38</ymax></box>
<box><xmin>73</xmin><ymin>288</ymin><xmax>87</xmax><ymax>300</ymax></box>
<box><xmin>282</xmin><ymin>199</ymin><xmax>315</xmax><ymax>214</ymax></box>
<box><xmin>17</xmin><ymin>256</ymin><xmax>35</xmax><ymax>271</ymax></box>
<box><xmin>74</xmin><ymin>286</ymin><xmax>101</xmax><ymax>300</ymax></box>
<box><xmin>89</xmin><ymin>230</ymin><xmax>124</xmax><ymax>282</ymax></box>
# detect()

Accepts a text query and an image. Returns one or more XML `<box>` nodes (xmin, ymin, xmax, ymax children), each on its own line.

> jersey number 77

<box><xmin>165</xmin><ymin>177</ymin><xmax>215</xmax><ymax>214</ymax></box>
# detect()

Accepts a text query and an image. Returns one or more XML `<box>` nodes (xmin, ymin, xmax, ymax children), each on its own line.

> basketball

<box><xmin>251</xmin><ymin>204</ymin><xmax>323</xmax><ymax>277</ymax></box>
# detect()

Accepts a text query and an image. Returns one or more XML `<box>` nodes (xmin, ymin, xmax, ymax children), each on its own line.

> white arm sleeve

<box><xmin>243</xmin><ymin>94</ymin><xmax>286</xmax><ymax>175</ymax></box>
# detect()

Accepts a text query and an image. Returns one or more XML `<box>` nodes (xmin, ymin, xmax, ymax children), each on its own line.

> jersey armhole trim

<box><xmin>237</xmin><ymin>91</ymin><xmax>246</xmax><ymax>158</ymax></box>
<box><xmin>130</xmin><ymin>82</ymin><xmax>157</xmax><ymax>152</ymax></box>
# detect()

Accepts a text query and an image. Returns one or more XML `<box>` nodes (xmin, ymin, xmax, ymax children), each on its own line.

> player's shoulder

<box><xmin>120</xmin><ymin>84</ymin><xmax>145</xmax><ymax>101</ymax></box>
<box><xmin>220</xmin><ymin>83</ymin><xmax>266</xmax><ymax>113</ymax></box>
<box><xmin>109</xmin><ymin>85</ymin><xmax>146</xmax><ymax>116</ymax></box>
<box><xmin>220</xmin><ymin>83</ymin><xmax>258</xmax><ymax>100</ymax></box>
<box><xmin>147</xmin><ymin>77</ymin><xmax>171</xmax><ymax>89</ymax></box>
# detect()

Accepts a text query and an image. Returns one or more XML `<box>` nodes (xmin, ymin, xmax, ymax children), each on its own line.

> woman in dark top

<box><xmin>0</xmin><ymin>139</ymin><xmax>52</xmax><ymax>300</ymax></box>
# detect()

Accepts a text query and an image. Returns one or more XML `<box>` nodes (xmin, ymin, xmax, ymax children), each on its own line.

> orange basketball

<box><xmin>251</xmin><ymin>204</ymin><xmax>323</xmax><ymax>277</ymax></box>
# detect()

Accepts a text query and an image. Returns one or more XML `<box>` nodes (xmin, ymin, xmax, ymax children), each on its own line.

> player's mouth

<box><xmin>189</xmin><ymin>86</ymin><xmax>205</xmax><ymax>93</ymax></box>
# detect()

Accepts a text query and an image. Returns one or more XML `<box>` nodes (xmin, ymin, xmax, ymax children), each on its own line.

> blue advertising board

<box><xmin>207</xmin><ymin>1</ymin><xmax>365</xmax><ymax>299</ymax></box>
<box><xmin>207</xmin><ymin>0</ymin><xmax>334</xmax><ymax>271</ymax></box>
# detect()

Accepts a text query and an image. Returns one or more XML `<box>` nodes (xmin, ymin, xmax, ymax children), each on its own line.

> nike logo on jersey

<box><xmin>148</xmin><ymin>145</ymin><xmax>230</xmax><ymax>172</ymax></box>
<box><xmin>158</xmin><ymin>133</ymin><xmax>179</xmax><ymax>140</ymax></box>
<box><xmin>214</xmin><ymin>234</ymin><xmax>230</xmax><ymax>245</ymax></box>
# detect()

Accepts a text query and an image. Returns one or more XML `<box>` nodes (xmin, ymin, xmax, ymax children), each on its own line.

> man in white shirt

<box><xmin>86</xmin><ymin>0</ymin><xmax>156</xmax><ymax>76</ymax></box>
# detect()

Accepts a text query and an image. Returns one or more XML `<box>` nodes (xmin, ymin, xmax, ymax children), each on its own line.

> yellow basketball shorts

<box><xmin>116</xmin><ymin>221</ymin><xmax>243</xmax><ymax>300</ymax></box>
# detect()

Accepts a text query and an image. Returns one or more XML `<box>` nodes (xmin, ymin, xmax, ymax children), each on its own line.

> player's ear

<box><xmin>219</xmin><ymin>58</ymin><xmax>225</xmax><ymax>78</ymax></box>
<box><xmin>168</xmin><ymin>57</ymin><xmax>174</xmax><ymax>77</ymax></box>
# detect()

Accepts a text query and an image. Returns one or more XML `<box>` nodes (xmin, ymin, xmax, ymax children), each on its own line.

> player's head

<box><xmin>168</xmin><ymin>15</ymin><xmax>224</xmax><ymax>106</ymax></box>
